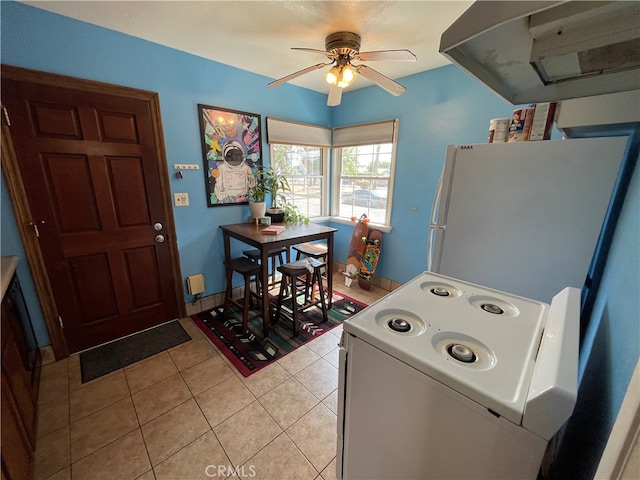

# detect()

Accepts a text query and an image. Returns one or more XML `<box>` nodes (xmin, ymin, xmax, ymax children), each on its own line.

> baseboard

<box><xmin>332</xmin><ymin>262</ymin><xmax>400</xmax><ymax>292</ymax></box>
<box><xmin>185</xmin><ymin>291</ymin><xmax>225</xmax><ymax>316</ymax></box>
<box><xmin>184</xmin><ymin>265</ymin><xmax>397</xmax><ymax>315</ymax></box>
<box><xmin>40</xmin><ymin>345</ymin><xmax>56</xmax><ymax>365</ymax></box>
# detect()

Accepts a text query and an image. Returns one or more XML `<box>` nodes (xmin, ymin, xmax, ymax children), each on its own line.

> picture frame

<box><xmin>198</xmin><ymin>104</ymin><xmax>262</xmax><ymax>207</ymax></box>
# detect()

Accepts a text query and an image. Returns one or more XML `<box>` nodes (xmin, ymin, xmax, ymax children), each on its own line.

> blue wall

<box><xmin>0</xmin><ymin>1</ymin><xmax>516</xmax><ymax>314</ymax></box>
<box><xmin>0</xmin><ymin>1</ymin><xmax>329</xmax><ymax>345</ymax></box>
<box><xmin>549</xmin><ymin>131</ymin><xmax>639</xmax><ymax>479</ymax></box>
<box><xmin>328</xmin><ymin>66</ymin><xmax>518</xmax><ymax>281</ymax></box>
<box><xmin>2</xmin><ymin>4</ymin><xmax>638</xmax><ymax>472</ymax></box>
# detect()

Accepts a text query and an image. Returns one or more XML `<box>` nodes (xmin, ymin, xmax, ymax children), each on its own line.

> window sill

<box><xmin>325</xmin><ymin>216</ymin><xmax>392</xmax><ymax>233</ymax></box>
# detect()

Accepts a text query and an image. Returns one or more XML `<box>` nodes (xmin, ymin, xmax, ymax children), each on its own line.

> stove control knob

<box><xmin>388</xmin><ymin>318</ymin><xmax>411</xmax><ymax>332</ymax></box>
<box><xmin>450</xmin><ymin>344</ymin><xmax>476</xmax><ymax>363</ymax></box>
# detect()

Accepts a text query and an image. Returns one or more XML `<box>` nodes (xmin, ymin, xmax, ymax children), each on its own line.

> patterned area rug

<box><xmin>191</xmin><ymin>291</ymin><xmax>367</xmax><ymax>377</ymax></box>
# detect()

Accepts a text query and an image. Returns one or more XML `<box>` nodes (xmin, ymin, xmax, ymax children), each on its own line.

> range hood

<box><xmin>440</xmin><ymin>1</ymin><xmax>640</xmax><ymax>105</ymax></box>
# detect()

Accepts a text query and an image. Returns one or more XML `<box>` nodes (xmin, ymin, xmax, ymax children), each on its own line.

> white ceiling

<box><xmin>21</xmin><ymin>0</ymin><xmax>473</xmax><ymax>94</ymax></box>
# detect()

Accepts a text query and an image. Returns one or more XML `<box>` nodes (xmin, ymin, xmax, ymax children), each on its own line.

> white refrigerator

<box><xmin>428</xmin><ymin>136</ymin><xmax>627</xmax><ymax>303</ymax></box>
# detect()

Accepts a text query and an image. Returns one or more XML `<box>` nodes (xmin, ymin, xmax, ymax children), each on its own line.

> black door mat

<box><xmin>79</xmin><ymin>321</ymin><xmax>191</xmax><ymax>383</ymax></box>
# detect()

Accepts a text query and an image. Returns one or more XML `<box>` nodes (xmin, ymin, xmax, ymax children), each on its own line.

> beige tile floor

<box><xmin>33</xmin><ymin>273</ymin><xmax>389</xmax><ymax>480</ymax></box>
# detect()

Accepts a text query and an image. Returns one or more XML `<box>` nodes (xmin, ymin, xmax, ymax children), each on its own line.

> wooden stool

<box><xmin>292</xmin><ymin>242</ymin><xmax>328</xmax><ymax>261</ymax></box>
<box><xmin>243</xmin><ymin>247</ymin><xmax>287</xmax><ymax>289</ymax></box>
<box><xmin>292</xmin><ymin>242</ymin><xmax>328</xmax><ymax>299</ymax></box>
<box><xmin>223</xmin><ymin>257</ymin><xmax>265</xmax><ymax>335</ymax></box>
<box><xmin>273</xmin><ymin>258</ymin><xmax>328</xmax><ymax>337</ymax></box>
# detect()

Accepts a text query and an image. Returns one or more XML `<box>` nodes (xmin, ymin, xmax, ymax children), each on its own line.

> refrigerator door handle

<box><xmin>427</xmin><ymin>224</ymin><xmax>445</xmax><ymax>271</ymax></box>
<box><xmin>430</xmin><ymin>170</ymin><xmax>444</xmax><ymax>227</ymax></box>
<box><xmin>427</xmin><ymin>171</ymin><xmax>445</xmax><ymax>271</ymax></box>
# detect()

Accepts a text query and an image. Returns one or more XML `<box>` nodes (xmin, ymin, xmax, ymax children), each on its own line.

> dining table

<box><xmin>220</xmin><ymin>222</ymin><xmax>338</xmax><ymax>337</ymax></box>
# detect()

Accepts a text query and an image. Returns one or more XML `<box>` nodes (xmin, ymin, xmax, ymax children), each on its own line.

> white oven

<box><xmin>337</xmin><ymin>272</ymin><xmax>579</xmax><ymax>479</ymax></box>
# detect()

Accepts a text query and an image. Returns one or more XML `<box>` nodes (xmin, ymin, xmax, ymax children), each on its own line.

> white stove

<box><xmin>337</xmin><ymin>272</ymin><xmax>579</xmax><ymax>479</ymax></box>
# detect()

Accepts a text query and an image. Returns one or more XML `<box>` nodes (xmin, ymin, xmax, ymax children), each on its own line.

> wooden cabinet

<box><xmin>1</xmin><ymin>265</ymin><xmax>41</xmax><ymax>480</ymax></box>
<box><xmin>2</xmin><ymin>376</ymin><xmax>34</xmax><ymax>480</ymax></box>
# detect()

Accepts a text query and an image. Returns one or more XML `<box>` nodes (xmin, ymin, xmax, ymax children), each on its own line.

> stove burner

<box><xmin>431</xmin><ymin>287</ymin><xmax>451</xmax><ymax>297</ymax></box>
<box><xmin>388</xmin><ymin>318</ymin><xmax>412</xmax><ymax>332</ymax></box>
<box><xmin>481</xmin><ymin>303</ymin><xmax>504</xmax><ymax>315</ymax></box>
<box><xmin>448</xmin><ymin>344</ymin><xmax>477</xmax><ymax>363</ymax></box>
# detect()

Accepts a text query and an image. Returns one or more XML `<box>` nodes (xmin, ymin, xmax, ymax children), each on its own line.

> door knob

<box><xmin>154</xmin><ymin>223</ymin><xmax>163</xmax><ymax>231</ymax></box>
<box><xmin>155</xmin><ymin>235</ymin><xmax>165</xmax><ymax>243</ymax></box>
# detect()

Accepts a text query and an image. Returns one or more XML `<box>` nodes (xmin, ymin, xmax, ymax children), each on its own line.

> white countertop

<box><xmin>1</xmin><ymin>255</ymin><xmax>19</xmax><ymax>299</ymax></box>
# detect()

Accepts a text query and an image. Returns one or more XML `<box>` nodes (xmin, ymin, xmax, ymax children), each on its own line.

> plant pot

<box><xmin>249</xmin><ymin>201</ymin><xmax>266</xmax><ymax>219</ymax></box>
<box><xmin>266</xmin><ymin>207</ymin><xmax>285</xmax><ymax>223</ymax></box>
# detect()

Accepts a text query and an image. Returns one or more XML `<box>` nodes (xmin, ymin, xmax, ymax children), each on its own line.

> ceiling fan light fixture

<box><xmin>336</xmin><ymin>75</ymin><xmax>351</xmax><ymax>88</ymax></box>
<box><xmin>341</xmin><ymin>65</ymin><xmax>357</xmax><ymax>84</ymax></box>
<box><xmin>325</xmin><ymin>65</ymin><xmax>340</xmax><ymax>85</ymax></box>
<box><xmin>271</xmin><ymin>31</ymin><xmax>416</xmax><ymax>105</ymax></box>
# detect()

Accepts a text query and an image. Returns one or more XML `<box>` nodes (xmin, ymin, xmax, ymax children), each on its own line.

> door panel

<box><xmin>29</xmin><ymin>102</ymin><xmax>82</xmax><ymax>139</ymax></box>
<box><xmin>109</xmin><ymin>156</ymin><xmax>151</xmax><ymax>227</ymax></box>
<box><xmin>3</xmin><ymin>75</ymin><xmax>180</xmax><ymax>353</ymax></box>
<box><xmin>42</xmin><ymin>153</ymin><xmax>102</xmax><ymax>232</ymax></box>
<box><xmin>68</xmin><ymin>253</ymin><xmax>119</xmax><ymax>323</ymax></box>
<box><xmin>125</xmin><ymin>246</ymin><xmax>163</xmax><ymax>308</ymax></box>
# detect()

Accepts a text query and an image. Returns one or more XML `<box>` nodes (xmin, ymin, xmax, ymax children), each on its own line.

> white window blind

<box><xmin>332</xmin><ymin>120</ymin><xmax>396</xmax><ymax>147</ymax></box>
<box><xmin>266</xmin><ymin>117</ymin><xmax>331</xmax><ymax>147</ymax></box>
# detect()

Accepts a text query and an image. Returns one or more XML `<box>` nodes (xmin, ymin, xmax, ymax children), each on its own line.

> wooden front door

<box><xmin>2</xmin><ymin>68</ymin><xmax>182</xmax><ymax>353</ymax></box>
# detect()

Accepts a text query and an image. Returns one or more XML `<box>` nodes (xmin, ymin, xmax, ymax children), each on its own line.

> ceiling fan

<box><xmin>268</xmin><ymin>32</ymin><xmax>417</xmax><ymax>106</ymax></box>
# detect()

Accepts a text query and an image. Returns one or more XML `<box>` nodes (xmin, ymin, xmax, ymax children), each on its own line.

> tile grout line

<box><xmin>34</xmin><ymin>278</ymin><xmax>383</xmax><ymax>480</ymax></box>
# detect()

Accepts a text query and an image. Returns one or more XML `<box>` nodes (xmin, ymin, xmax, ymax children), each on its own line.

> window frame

<box><xmin>331</xmin><ymin>119</ymin><xmax>399</xmax><ymax>230</ymax></box>
<box><xmin>265</xmin><ymin>117</ymin><xmax>398</xmax><ymax>229</ymax></box>
<box><xmin>267</xmin><ymin>143</ymin><xmax>330</xmax><ymax>219</ymax></box>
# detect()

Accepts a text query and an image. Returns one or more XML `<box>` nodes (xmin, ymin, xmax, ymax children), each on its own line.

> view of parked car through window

<box><xmin>270</xmin><ymin>144</ymin><xmax>325</xmax><ymax>218</ymax></box>
<box><xmin>337</xmin><ymin>143</ymin><xmax>393</xmax><ymax>225</ymax></box>
<box><xmin>342</xmin><ymin>189</ymin><xmax>387</xmax><ymax>208</ymax></box>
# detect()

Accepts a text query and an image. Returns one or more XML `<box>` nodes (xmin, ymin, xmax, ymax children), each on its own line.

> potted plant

<box><xmin>282</xmin><ymin>202</ymin><xmax>309</xmax><ymax>224</ymax></box>
<box><xmin>255</xmin><ymin>166</ymin><xmax>309</xmax><ymax>224</ymax></box>
<box><xmin>263</xmin><ymin>167</ymin><xmax>290</xmax><ymax>223</ymax></box>
<box><xmin>246</xmin><ymin>167</ymin><xmax>268</xmax><ymax>219</ymax></box>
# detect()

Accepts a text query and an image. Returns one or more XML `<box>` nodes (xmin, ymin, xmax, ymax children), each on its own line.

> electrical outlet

<box><xmin>174</xmin><ymin>193</ymin><xmax>189</xmax><ymax>206</ymax></box>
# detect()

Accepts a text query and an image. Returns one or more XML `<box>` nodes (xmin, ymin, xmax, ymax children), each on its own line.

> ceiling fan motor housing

<box><xmin>325</xmin><ymin>32</ymin><xmax>361</xmax><ymax>56</ymax></box>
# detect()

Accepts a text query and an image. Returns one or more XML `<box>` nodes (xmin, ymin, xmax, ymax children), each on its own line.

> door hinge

<box><xmin>2</xmin><ymin>106</ymin><xmax>10</xmax><ymax>126</ymax></box>
<box><xmin>58</xmin><ymin>316</ymin><xmax>64</xmax><ymax>329</ymax></box>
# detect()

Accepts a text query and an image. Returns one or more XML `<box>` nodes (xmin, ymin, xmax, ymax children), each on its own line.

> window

<box><xmin>333</xmin><ymin>120</ymin><xmax>397</xmax><ymax>226</ymax></box>
<box><xmin>266</xmin><ymin>118</ymin><xmax>331</xmax><ymax>219</ymax></box>
<box><xmin>266</xmin><ymin>117</ymin><xmax>397</xmax><ymax>225</ymax></box>
<box><xmin>270</xmin><ymin>144</ymin><xmax>326</xmax><ymax>218</ymax></box>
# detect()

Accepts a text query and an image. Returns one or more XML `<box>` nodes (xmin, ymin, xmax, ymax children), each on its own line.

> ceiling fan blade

<box><xmin>356</xmin><ymin>49</ymin><xmax>417</xmax><ymax>62</ymax></box>
<box><xmin>292</xmin><ymin>47</ymin><xmax>338</xmax><ymax>59</ymax></box>
<box><xmin>268</xmin><ymin>63</ymin><xmax>332</xmax><ymax>88</ymax></box>
<box><xmin>356</xmin><ymin>65</ymin><xmax>407</xmax><ymax>96</ymax></box>
<box><xmin>327</xmin><ymin>85</ymin><xmax>342</xmax><ymax>106</ymax></box>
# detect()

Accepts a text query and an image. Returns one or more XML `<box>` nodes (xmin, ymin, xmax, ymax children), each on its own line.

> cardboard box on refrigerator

<box><xmin>529</xmin><ymin>102</ymin><xmax>557</xmax><ymax>141</ymax></box>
